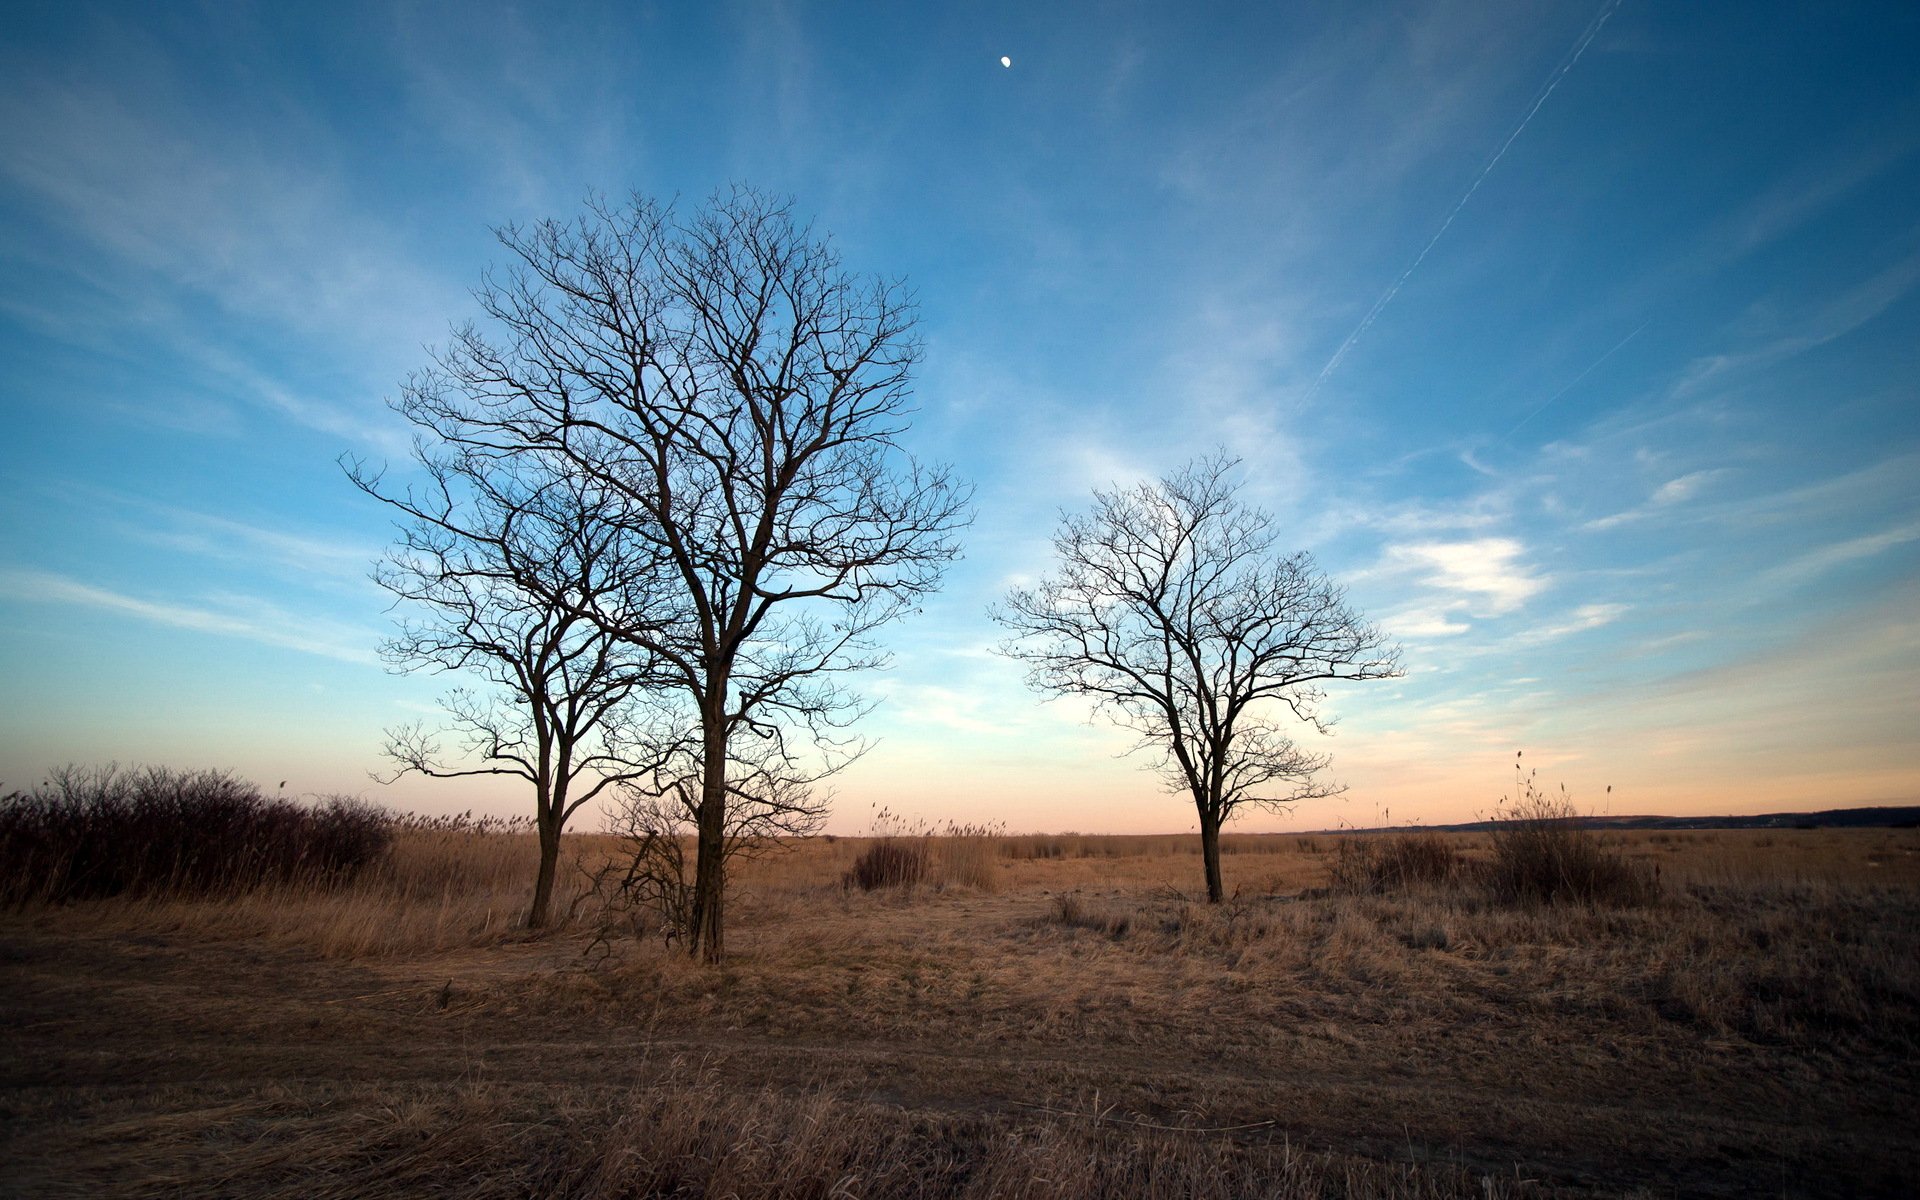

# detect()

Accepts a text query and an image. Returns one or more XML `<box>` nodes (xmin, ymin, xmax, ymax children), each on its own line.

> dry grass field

<box><xmin>3</xmin><ymin>822</ymin><xmax>1917</xmax><ymax>1198</ymax></box>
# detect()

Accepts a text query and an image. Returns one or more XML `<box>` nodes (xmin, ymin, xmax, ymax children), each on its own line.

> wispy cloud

<box><xmin>1</xmin><ymin>70</ymin><xmax>462</xmax><ymax>350</ymax></box>
<box><xmin>1385</xmin><ymin>606</ymin><xmax>1473</xmax><ymax>640</ymax></box>
<box><xmin>1519</xmin><ymin>601</ymin><xmax>1627</xmax><ymax>643</ymax></box>
<box><xmin>1554</xmin><ymin>582</ymin><xmax>1920</xmax><ymax>802</ymax></box>
<box><xmin>25</xmin><ymin>481</ymin><xmax>381</xmax><ymax>591</ymax></box>
<box><xmin>121</xmin><ymin>508</ymin><xmax>376</xmax><ymax>590</ymax></box>
<box><xmin>867</xmin><ymin>680</ymin><xmax>1018</xmax><ymax>737</ymax></box>
<box><xmin>1382</xmin><ymin>537</ymin><xmax>1548</xmax><ymax>617</ymax></box>
<box><xmin>1672</xmin><ymin>249</ymin><xmax>1920</xmax><ymax>398</ymax></box>
<box><xmin>1712</xmin><ymin>452</ymin><xmax>1920</xmax><ymax>531</ymax></box>
<box><xmin>1753</xmin><ymin>521</ymin><xmax>1920</xmax><ymax>593</ymax></box>
<box><xmin>1365</xmin><ymin>500</ymin><xmax>1508</xmax><ymax>536</ymax></box>
<box><xmin>167</xmin><ymin>340</ymin><xmax>412</xmax><ymax>456</ymax></box>
<box><xmin>1649</xmin><ymin>470</ymin><xmax>1726</xmax><ymax>506</ymax></box>
<box><xmin>0</xmin><ymin>568</ymin><xmax>379</xmax><ymax>664</ymax></box>
<box><xmin>389</xmin><ymin>6</ymin><xmax>632</xmax><ymax>217</ymax></box>
<box><xmin>0</xmin><ymin>46</ymin><xmax>462</xmax><ymax>452</ymax></box>
<box><xmin>1585</xmin><ymin>468</ymin><xmax>1732</xmax><ymax>530</ymax></box>
<box><xmin>1727</xmin><ymin>134</ymin><xmax>1920</xmax><ymax>254</ymax></box>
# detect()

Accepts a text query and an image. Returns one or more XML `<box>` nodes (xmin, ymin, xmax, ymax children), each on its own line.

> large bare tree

<box><xmin>995</xmin><ymin>456</ymin><xmax>1401</xmax><ymax>902</ymax></box>
<box><xmin>345</xmin><ymin>440</ymin><xmax>665</xmax><ymax>929</ymax></box>
<box><xmin>397</xmin><ymin>188</ymin><xmax>970</xmax><ymax>960</ymax></box>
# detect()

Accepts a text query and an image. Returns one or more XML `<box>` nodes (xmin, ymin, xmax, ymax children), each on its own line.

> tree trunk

<box><xmin>527</xmin><ymin>813</ymin><xmax>560</xmax><ymax>929</ymax></box>
<box><xmin>1198</xmin><ymin>805</ymin><xmax>1224</xmax><ymax>903</ymax></box>
<box><xmin>688</xmin><ymin>710</ymin><xmax>729</xmax><ymax>963</ymax></box>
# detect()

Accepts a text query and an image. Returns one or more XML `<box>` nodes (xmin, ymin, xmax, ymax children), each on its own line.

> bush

<box><xmin>1483</xmin><ymin>765</ymin><xmax>1657</xmax><ymax>907</ymax></box>
<box><xmin>843</xmin><ymin>839</ymin><xmax>928</xmax><ymax>891</ymax></box>
<box><xmin>1327</xmin><ymin>831</ymin><xmax>1463</xmax><ymax>894</ymax></box>
<box><xmin>0</xmin><ymin>764</ymin><xmax>392</xmax><ymax>907</ymax></box>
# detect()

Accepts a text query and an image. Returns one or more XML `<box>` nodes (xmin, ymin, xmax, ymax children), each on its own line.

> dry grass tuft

<box><xmin>932</xmin><ymin>821</ymin><xmax>1004</xmax><ymax>892</ymax></box>
<box><xmin>843</xmin><ymin>839</ymin><xmax>928</xmax><ymax>891</ymax></box>
<box><xmin>1327</xmin><ymin>832</ymin><xmax>1463</xmax><ymax>895</ymax></box>
<box><xmin>1048</xmin><ymin>891</ymin><xmax>1133</xmax><ymax>938</ymax></box>
<box><xmin>1484</xmin><ymin>773</ymin><xmax>1658</xmax><ymax>907</ymax></box>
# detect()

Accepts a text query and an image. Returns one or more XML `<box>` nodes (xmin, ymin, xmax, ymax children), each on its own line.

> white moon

<box><xmin>1000</xmin><ymin>56</ymin><xmax>1011</xmax><ymax>68</ymax></box>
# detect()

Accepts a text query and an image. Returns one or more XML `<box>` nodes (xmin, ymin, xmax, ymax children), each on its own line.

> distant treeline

<box><xmin>1322</xmin><ymin>806</ymin><xmax>1920</xmax><ymax>834</ymax></box>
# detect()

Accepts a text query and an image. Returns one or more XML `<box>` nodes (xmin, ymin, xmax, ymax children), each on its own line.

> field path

<box><xmin>3</xmin><ymin>917</ymin><xmax>1914</xmax><ymax>1197</ymax></box>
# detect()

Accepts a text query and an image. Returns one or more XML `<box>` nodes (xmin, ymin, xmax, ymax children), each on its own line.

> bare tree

<box><xmin>395</xmin><ymin>187</ymin><xmax>971</xmax><ymax>960</ymax></box>
<box><xmin>995</xmin><ymin>456</ymin><xmax>1402</xmax><ymax>902</ymax></box>
<box><xmin>345</xmin><ymin>438</ymin><xmax>665</xmax><ymax>929</ymax></box>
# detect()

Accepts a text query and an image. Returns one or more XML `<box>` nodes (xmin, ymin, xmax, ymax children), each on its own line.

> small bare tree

<box><xmin>345</xmin><ymin>441</ymin><xmax>665</xmax><ymax>929</ymax></box>
<box><xmin>397</xmin><ymin>187</ymin><xmax>971</xmax><ymax>960</ymax></box>
<box><xmin>588</xmin><ymin>718</ymin><xmax>827</xmax><ymax>953</ymax></box>
<box><xmin>995</xmin><ymin>455</ymin><xmax>1402</xmax><ymax>902</ymax></box>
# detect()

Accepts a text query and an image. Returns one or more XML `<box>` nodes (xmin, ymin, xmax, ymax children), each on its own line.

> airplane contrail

<box><xmin>1500</xmin><ymin>318</ymin><xmax>1647</xmax><ymax>443</ymax></box>
<box><xmin>1300</xmin><ymin>0</ymin><xmax>1625</xmax><ymax>409</ymax></box>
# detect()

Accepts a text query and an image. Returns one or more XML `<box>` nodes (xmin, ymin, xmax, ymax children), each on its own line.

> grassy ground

<box><xmin>2</xmin><ymin>826</ymin><xmax>1916</xmax><ymax>1197</ymax></box>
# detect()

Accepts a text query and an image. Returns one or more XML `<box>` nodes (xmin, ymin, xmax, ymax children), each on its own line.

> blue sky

<box><xmin>2</xmin><ymin>1</ymin><xmax>1916</xmax><ymax>831</ymax></box>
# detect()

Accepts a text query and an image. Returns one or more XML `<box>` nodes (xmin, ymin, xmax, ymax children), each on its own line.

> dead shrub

<box><xmin>1483</xmin><ymin>761</ymin><xmax>1657</xmax><ymax>907</ymax></box>
<box><xmin>1328</xmin><ymin>832</ymin><xmax>1462</xmax><ymax>894</ymax></box>
<box><xmin>0</xmin><ymin>764</ymin><xmax>391</xmax><ymax>906</ymax></box>
<box><xmin>844</xmin><ymin>840</ymin><xmax>928</xmax><ymax>891</ymax></box>
<box><xmin>580</xmin><ymin>793</ymin><xmax>698</xmax><ymax>953</ymax></box>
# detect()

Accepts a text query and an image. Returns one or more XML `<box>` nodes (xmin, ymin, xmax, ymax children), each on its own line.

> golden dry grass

<box><xmin>4</xmin><ymin>824</ymin><xmax>1917</xmax><ymax>1197</ymax></box>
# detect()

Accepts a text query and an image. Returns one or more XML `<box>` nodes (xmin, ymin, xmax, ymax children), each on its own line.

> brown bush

<box><xmin>843</xmin><ymin>839</ymin><xmax>928</xmax><ymax>891</ymax></box>
<box><xmin>1327</xmin><ymin>832</ymin><xmax>1463</xmax><ymax>894</ymax></box>
<box><xmin>0</xmin><ymin>765</ymin><xmax>391</xmax><ymax>906</ymax></box>
<box><xmin>1483</xmin><ymin>766</ymin><xmax>1657</xmax><ymax>907</ymax></box>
